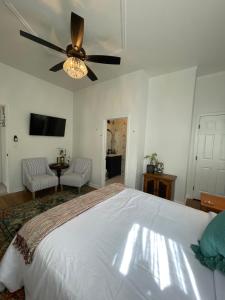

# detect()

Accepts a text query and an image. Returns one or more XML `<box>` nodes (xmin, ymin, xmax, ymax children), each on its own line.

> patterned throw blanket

<box><xmin>13</xmin><ymin>183</ymin><xmax>124</xmax><ymax>264</ymax></box>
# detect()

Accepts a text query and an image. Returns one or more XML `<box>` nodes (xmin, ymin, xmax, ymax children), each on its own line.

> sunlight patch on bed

<box><xmin>181</xmin><ymin>248</ymin><xmax>201</xmax><ymax>300</ymax></box>
<box><xmin>149</xmin><ymin>230</ymin><xmax>171</xmax><ymax>290</ymax></box>
<box><xmin>113</xmin><ymin>223</ymin><xmax>202</xmax><ymax>300</ymax></box>
<box><xmin>119</xmin><ymin>223</ymin><xmax>140</xmax><ymax>275</ymax></box>
<box><xmin>168</xmin><ymin>239</ymin><xmax>187</xmax><ymax>294</ymax></box>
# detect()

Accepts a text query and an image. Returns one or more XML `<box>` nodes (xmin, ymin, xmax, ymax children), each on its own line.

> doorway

<box><xmin>193</xmin><ymin>114</ymin><xmax>225</xmax><ymax>199</ymax></box>
<box><xmin>104</xmin><ymin>117</ymin><xmax>128</xmax><ymax>186</ymax></box>
<box><xmin>0</xmin><ymin>105</ymin><xmax>7</xmax><ymax>195</ymax></box>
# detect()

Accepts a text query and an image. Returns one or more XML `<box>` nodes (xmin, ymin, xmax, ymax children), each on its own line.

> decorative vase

<box><xmin>60</xmin><ymin>156</ymin><xmax>65</xmax><ymax>164</ymax></box>
<box><xmin>147</xmin><ymin>164</ymin><xmax>155</xmax><ymax>173</ymax></box>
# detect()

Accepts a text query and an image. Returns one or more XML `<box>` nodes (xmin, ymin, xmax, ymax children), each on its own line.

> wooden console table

<box><xmin>143</xmin><ymin>173</ymin><xmax>177</xmax><ymax>200</ymax></box>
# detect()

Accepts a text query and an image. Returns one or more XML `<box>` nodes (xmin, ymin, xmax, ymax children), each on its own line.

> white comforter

<box><xmin>0</xmin><ymin>188</ymin><xmax>221</xmax><ymax>300</ymax></box>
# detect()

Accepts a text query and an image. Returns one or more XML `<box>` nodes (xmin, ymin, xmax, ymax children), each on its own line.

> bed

<box><xmin>0</xmin><ymin>186</ymin><xmax>223</xmax><ymax>300</ymax></box>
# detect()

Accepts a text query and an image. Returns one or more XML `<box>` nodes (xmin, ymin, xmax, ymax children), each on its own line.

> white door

<box><xmin>194</xmin><ymin>114</ymin><xmax>225</xmax><ymax>199</ymax></box>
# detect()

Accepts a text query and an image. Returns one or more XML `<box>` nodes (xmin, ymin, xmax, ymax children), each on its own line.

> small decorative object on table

<box><xmin>60</xmin><ymin>156</ymin><xmax>65</xmax><ymax>164</ymax></box>
<box><xmin>57</xmin><ymin>148</ymin><xmax>67</xmax><ymax>165</ymax></box>
<box><xmin>155</xmin><ymin>161</ymin><xmax>164</xmax><ymax>174</ymax></box>
<box><xmin>144</xmin><ymin>153</ymin><xmax>158</xmax><ymax>173</ymax></box>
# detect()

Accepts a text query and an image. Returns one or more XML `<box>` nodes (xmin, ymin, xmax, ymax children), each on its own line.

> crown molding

<box><xmin>120</xmin><ymin>0</ymin><xmax>127</xmax><ymax>50</ymax></box>
<box><xmin>2</xmin><ymin>0</ymin><xmax>65</xmax><ymax>59</ymax></box>
<box><xmin>2</xmin><ymin>0</ymin><xmax>126</xmax><ymax>56</ymax></box>
<box><xmin>2</xmin><ymin>0</ymin><xmax>37</xmax><ymax>35</ymax></box>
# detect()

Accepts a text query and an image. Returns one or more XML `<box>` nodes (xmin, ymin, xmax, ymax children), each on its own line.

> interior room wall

<box><xmin>144</xmin><ymin>67</ymin><xmax>197</xmax><ymax>204</ymax></box>
<box><xmin>0</xmin><ymin>62</ymin><xmax>74</xmax><ymax>193</ymax></box>
<box><xmin>0</xmin><ymin>124</ymin><xmax>7</xmax><ymax>189</ymax></box>
<box><xmin>73</xmin><ymin>70</ymin><xmax>148</xmax><ymax>189</ymax></box>
<box><xmin>0</xmin><ymin>125</ymin><xmax>2</xmax><ymax>183</ymax></box>
<box><xmin>186</xmin><ymin>71</ymin><xmax>225</xmax><ymax>198</ymax></box>
<box><xmin>0</xmin><ymin>106</ymin><xmax>7</xmax><ymax>188</ymax></box>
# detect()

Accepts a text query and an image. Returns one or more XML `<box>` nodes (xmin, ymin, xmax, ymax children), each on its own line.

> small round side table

<box><xmin>49</xmin><ymin>163</ymin><xmax>69</xmax><ymax>186</ymax></box>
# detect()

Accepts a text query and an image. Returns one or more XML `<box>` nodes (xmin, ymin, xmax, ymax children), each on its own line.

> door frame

<box><xmin>0</xmin><ymin>104</ymin><xmax>9</xmax><ymax>192</ymax></box>
<box><xmin>192</xmin><ymin>112</ymin><xmax>225</xmax><ymax>199</ymax></box>
<box><xmin>101</xmin><ymin>115</ymin><xmax>130</xmax><ymax>187</ymax></box>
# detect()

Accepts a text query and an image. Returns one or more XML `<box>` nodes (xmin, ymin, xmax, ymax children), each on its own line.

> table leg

<box><xmin>57</xmin><ymin>169</ymin><xmax>61</xmax><ymax>186</ymax></box>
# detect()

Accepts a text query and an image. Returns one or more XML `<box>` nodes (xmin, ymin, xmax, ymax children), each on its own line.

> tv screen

<box><xmin>29</xmin><ymin>113</ymin><xmax>66</xmax><ymax>137</ymax></box>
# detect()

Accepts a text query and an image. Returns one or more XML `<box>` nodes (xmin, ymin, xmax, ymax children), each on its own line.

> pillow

<box><xmin>191</xmin><ymin>210</ymin><xmax>225</xmax><ymax>273</ymax></box>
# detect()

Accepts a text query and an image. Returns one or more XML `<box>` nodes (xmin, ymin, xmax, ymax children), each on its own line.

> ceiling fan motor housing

<box><xmin>66</xmin><ymin>44</ymin><xmax>86</xmax><ymax>61</ymax></box>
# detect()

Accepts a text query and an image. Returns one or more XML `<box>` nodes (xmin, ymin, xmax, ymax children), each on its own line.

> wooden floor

<box><xmin>0</xmin><ymin>186</ymin><xmax>203</xmax><ymax>212</ymax></box>
<box><xmin>0</xmin><ymin>188</ymin><xmax>57</xmax><ymax>210</ymax></box>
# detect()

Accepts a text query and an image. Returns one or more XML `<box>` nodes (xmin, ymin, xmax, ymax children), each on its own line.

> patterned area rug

<box><xmin>0</xmin><ymin>185</ymin><xmax>95</xmax><ymax>300</ymax></box>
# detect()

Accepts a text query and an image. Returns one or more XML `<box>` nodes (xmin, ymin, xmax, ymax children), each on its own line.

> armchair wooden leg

<box><xmin>54</xmin><ymin>186</ymin><xmax>57</xmax><ymax>193</ymax></box>
<box><xmin>32</xmin><ymin>192</ymin><xmax>35</xmax><ymax>200</ymax></box>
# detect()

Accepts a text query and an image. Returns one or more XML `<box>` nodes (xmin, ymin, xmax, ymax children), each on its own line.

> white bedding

<box><xmin>0</xmin><ymin>188</ymin><xmax>222</xmax><ymax>300</ymax></box>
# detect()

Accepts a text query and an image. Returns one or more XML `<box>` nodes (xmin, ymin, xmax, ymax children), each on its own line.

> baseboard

<box><xmin>9</xmin><ymin>186</ymin><xmax>24</xmax><ymax>193</ymax></box>
<box><xmin>174</xmin><ymin>199</ymin><xmax>185</xmax><ymax>205</ymax></box>
<box><xmin>89</xmin><ymin>182</ymin><xmax>101</xmax><ymax>189</ymax></box>
<box><xmin>185</xmin><ymin>193</ymin><xmax>192</xmax><ymax>200</ymax></box>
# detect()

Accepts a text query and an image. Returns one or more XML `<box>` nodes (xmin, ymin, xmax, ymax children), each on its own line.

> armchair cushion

<box><xmin>22</xmin><ymin>158</ymin><xmax>58</xmax><ymax>193</ymax></box>
<box><xmin>31</xmin><ymin>175</ymin><xmax>58</xmax><ymax>192</ymax></box>
<box><xmin>60</xmin><ymin>173</ymin><xmax>83</xmax><ymax>187</ymax></box>
<box><xmin>61</xmin><ymin>158</ymin><xmax>92</xmax><ymax>188</ymax></box>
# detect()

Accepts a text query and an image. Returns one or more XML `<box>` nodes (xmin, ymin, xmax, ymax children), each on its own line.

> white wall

<box><xmin>73</xmin><ymin>67</ymin><xmax>197</xmax><ymax>200</ymax></box>
<box><xmin>194</xmin><ymin>71</ymin><xmax>225</xmax><ymax>115</ymax></box>
<box><xmin>144</xmin><ymin>68</ymin><xmax>197</xmax><ymax>203</ymax></box>
<box><xmin>0</xmin><ymin>59</ymin><xmax>210</xmax><ymax>204</ymax></box>
<box><xmin>187</xmin><ymin>71</ymin><xmax>225</xmax><ymax>198</ymax></box>
<box><xmin>0</xmin><ymin>124</ymin><xmax>7</xmax><ymax>188</ymax></box>
<box><xmin>73</xmin><ymin>70</ymin><xmax>148</xmax><ymax>189</ymax></box>
<box><xmin>0</xmin><ymin>62</ymin><xmax>74</xmax><ymax>192</ymax></box>
<box><xmin>0</xmin><ymin>124</ymin><xmax>2</xmax><ymax>183</ymax></box>
<box><xmin>0</xmin><ymin>106</ymin><xmax>7</xmax><ymax>188</ymax></box>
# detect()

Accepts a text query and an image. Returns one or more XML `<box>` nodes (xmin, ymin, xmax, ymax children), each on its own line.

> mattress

<box><xmin>0</xmin><ymin>188</ymin><xmax>222</xmax><ymax>300</ymax></box>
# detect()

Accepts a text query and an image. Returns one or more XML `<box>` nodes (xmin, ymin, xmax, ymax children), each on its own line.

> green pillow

<box><xmin>191</xmin><ymin>210</ymin><xmax>225</xmax><ymax>273</ymax></box>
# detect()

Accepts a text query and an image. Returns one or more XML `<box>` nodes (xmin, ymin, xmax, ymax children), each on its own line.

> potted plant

<box><xmin>144</xmin><ymin>153</ymin><xmax>158</xmax><ymax>173</ymax></box>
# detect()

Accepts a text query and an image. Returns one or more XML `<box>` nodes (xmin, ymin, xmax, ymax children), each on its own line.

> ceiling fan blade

<box><xmin>71</xmin><ymin>12</ymin><xmax>84</xmax><ymax>51</ymax></box>
<box><xmin>20</xmin><ymin>30</ymin><xmax>66</xmax><ymax>54</ymax></box>
<box><xmin>86</xmin><ymin>65</ymin><xmax>98</xmax><ymax>81</ymax></box>
<box><xmin>86</xmin><ymin>55</ymin><xmax>121</xmax><ymax>65</ymax></box>
<box><xmin>49</xmin><ymin>61</ymin><xmax>65</xmax><ymax>72</ymax></box>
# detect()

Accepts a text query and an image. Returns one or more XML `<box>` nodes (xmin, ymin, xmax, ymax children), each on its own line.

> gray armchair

<box><xmin>22</xmin><ymin>157</ymin><xmax>58</xmax><ymax>199</ymax></box>
<box><xmin>60</xmin><ymin>158</ymin><xmax>92</xmax><ymax>193</ymax></box>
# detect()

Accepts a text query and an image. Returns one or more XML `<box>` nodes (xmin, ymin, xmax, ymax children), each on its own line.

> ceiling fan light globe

<box><xmin>63</xmin><ymin>57</ymin><xmax>87</xmax><ymax>79</ymax></box>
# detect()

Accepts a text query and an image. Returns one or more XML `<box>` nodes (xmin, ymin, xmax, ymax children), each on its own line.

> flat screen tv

<box><xmin>29</xmin><ymin>113</ymin><xmax>66</xmax><ymax>137</ymax></box>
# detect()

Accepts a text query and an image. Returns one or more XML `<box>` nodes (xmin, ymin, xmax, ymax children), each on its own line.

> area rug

<box><xmin>0</xmin><ymin>185</ymin><xmax>95</xmax><ymax>300</ymax></box>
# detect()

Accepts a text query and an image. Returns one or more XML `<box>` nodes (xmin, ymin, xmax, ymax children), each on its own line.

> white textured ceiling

<box><xmin>1</xmin><ymin>0</ymin><xmax>225</xmax><ymax>91</ymax></box>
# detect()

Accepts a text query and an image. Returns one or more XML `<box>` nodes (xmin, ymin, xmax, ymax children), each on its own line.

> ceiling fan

<box><xmin>20</xmin><ymin>12</ymin><xmax>121</xmax><ymax>81</ymax></box>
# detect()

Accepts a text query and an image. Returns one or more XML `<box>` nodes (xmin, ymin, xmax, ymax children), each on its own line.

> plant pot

<box><xmin>147</xmin><ymin>164</ymin><xmax>155</xmax><ymax>173</ymax></box>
